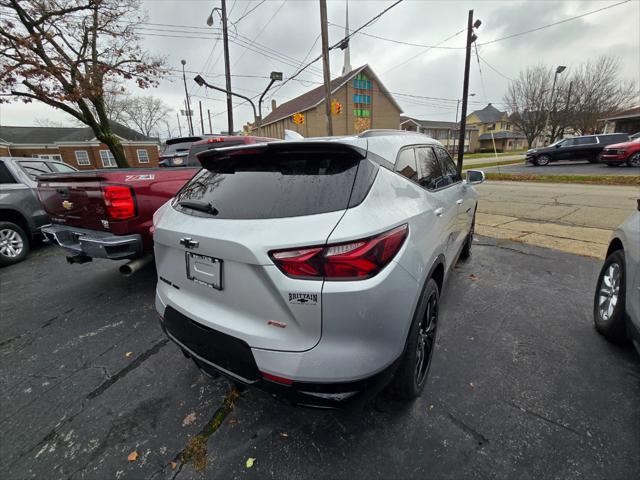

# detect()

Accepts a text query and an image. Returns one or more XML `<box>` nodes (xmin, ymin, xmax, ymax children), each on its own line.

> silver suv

<box><xmin>153</xmin><ymin>132</ymin><xmax>484</xmax><ymax>407</ymax></box>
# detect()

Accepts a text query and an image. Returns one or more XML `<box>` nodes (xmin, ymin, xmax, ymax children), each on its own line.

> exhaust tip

<box><xmin>119</xmin><ymin>264</ymin><xmax>134</xmax><ymax>277</ymax></box>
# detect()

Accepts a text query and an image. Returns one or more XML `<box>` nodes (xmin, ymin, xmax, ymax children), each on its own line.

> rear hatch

<box><xmin>38</xmin><ymin>172</ymin><xmax>107</xmax><ymax>230</ymax></box>
<box><xmin>154</xmin><ymin>140</ymin><xmax>372</xmax><ymax>352</ymax></box>
<box><xmin>160</xmin><ymin>136</ymin><xmax>203</xmax><ymax>167</ymax></box>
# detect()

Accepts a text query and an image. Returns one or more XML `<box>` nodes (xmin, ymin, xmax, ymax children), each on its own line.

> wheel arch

<box><xmin>607</xmin><ymin>237</ymin><xmax>624</xmax><ymax>257</ymax></box>
<box><xmin>0</xmin><ymin>209</ymin><xmax>31</xmax><ymax>238</ymax></box>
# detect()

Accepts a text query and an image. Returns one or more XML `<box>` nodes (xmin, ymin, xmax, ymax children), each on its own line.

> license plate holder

<box><xmin>186</xmin><ymin>252</ymin><xmax>223</xmax><ymax>290</ymax></box>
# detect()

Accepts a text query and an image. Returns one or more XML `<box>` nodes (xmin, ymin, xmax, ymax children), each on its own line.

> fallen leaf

<box><xmin>468</xmin><ymin>273</ymin><xmax>479</xmax><ymax>281</ymax></box>
<box><xmin>127</xmin><ymin>451</ymin><xmax>138</xmax><ymax>462</ymax></box>
<box><xmin>228</xmin><ymin>418</ymin><xmax>238</xmax><ymax>425</ymax></box>
<box><xmin>280</xmin><ymin>432</ymin><xmax>288</xmax><ymax>437</ymax></box>
<box><xmin>182</xmin><ymin>412</ymin><xmax>197</xmax><ymax>427</ymax></box>
<box><xmin>125</xmin><ymin>352</ymin><xmax>133</xmax><ymax>358</ymax></box>
<box><xmin>246</xmin><ymin>457</ymin><xmax>256</xmax><ymax>468</ymax></box>
<box><xmin>170</xmin><ymin>461</ymin><xmax>177</xmax><ymax>470</ymax></box>
<box><xmin>469</xmin><ymin>382</ymin><xmax>475</xmax><ymax>388</ymax></box>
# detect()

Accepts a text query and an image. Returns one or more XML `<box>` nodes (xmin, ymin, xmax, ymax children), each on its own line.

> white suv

<box><xmin>153</xmin><ymin>131</ymin><xmax>484</xmax><ymax>407</ymax></box>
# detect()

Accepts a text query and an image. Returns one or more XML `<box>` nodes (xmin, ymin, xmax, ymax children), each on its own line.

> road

<box><xmin>476</xmin><ymin>181</ymin><xmax>639</xmax><ymax>258</ymax></box>
<box><xmin>482</xmin><ymin>159</ymin><xmax>639</xmax><ymax>176</ymax></box>
<box><xmin>2</xmin><ymin>241</ymin><xmax>638</xmax><ymax>479</ymax></box>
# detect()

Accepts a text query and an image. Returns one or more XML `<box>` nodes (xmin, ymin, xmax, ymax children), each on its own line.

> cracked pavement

<box><xmin>476</xmin><ymin>181</ymin><xmax>639</xmax><ymax>258</ymax></box>
<box><xmin>1</xmin><ymin>239</ymin><xmax>639</xmax><ymax>479</ymax></box>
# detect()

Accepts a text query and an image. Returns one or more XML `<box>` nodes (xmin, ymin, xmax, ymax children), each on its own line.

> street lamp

<box><xmin>180</xmin><ymin>59</ymin><xmax>193</xmax><ymax>136</ymax></box>
<box><xmin>452</xmin><ymin>93</ymin><xmax>475</xmax><ymax>154</ymax></box>
<box><xmin>257</xmin><ymin>71</ymin><xmax>283</xmax><ymax>134</ymax></box>
<box><xmin>194</xmin><ymin>74</ymin><xmax>259</xmax><ymax>129</ymax></box>
<box><xmin>546</xmin><ymin>65</ymin><xmax>567</xmax><ymax>144</ymax></box>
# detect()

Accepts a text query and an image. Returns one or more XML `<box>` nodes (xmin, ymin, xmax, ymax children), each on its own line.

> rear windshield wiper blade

<box><xmin>177</xmin><ymin>200</ymin><xmax>219</xmax><ymax>216</ymax></box>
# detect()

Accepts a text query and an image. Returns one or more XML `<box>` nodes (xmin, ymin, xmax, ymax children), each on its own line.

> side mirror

<box><xmin>466</xmin><ymin>169</ymin><xmax>485</xmax><ymax>185</ymax></box>
<box><xmin>555</xmin><ymin>144</ymin><xmax>561</xmax><ymax>148</ymax></box>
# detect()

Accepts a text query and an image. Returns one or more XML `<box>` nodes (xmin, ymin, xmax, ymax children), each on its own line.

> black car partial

<box><xmin>525</xmin><ymin>133</ymin><xmax>629</xmax><ymax>166</ymax></box>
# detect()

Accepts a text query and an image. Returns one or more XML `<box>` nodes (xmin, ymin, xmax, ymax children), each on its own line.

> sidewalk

<box><xmin>464</xmin><ymin>154</ymin><xmax>524</xmax><ymax>166</ymax></box>
<box><xmin>475</xmin><ymin>181</ymin><xmax>639</xmax><ymax>258</ymax></box>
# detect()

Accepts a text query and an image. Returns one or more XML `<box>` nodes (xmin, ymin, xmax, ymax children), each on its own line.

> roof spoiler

<box><xmin>197</xmin><ymin>141</ymin><xmax>367</xmax><ymax>170</ymax></box>
<box><xmin>284</xmin><ymin>129</ymin><xmax>304</xmax><ymax>141</ymax></box>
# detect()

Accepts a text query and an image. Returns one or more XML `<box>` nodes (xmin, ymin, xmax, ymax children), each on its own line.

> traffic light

<box><xmin>292</xmin><ymin>113</ymin><xmax>305</xmax><ymax>125</ymax></box>
<box><xmin>331</xmin><ymin>100</ymin><xmax>343</xmax><ymax>115</ymax></box>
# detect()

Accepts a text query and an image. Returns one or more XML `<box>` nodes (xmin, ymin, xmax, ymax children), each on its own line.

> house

<box><xmin>0</xmin><ymin>122</ymin><xmax>160</xmax><ymax>169</ymax></box>
<box><xmin>466</xmin><ymin>103</ymin><xmax>526</xmax><ymax>152</ymax></box>
<box><xmin>399</xmin><ymin>116</ymin><xmax>479</xmax><ymax>153</ymax></box>
<box><xmin>600</xmin><ymin>106</ymin><xmax>640</xmax><ymax>135</ymax></box>
<box><xmin>257</xmin><ymin>64</ymin><xmax>402</xmax><ymax>138</ymax></box>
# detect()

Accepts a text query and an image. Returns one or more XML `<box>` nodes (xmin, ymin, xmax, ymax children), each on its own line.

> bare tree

<box><xmin>503</xmin><ymin>65</ymin><xmax>553</xmax><ymax>149</ymax></box>
<box><xmin>35</xmin><ymin>117</ymin><xmax>71</xmax><ymax>127</ymax></box>
<box><xmin>0</xmin><ymin>0</ymin><xmax>165</xmax><ymax>167</ymax></box>
<box><xmin>568</xmin><ymin>55</ymin><xmax>636</xmax><ymax>135</ymax></box>
<box><xmin>122</xmin><ymin>95</ymin><xmax>171</xmax><ymax>137</ymax></box>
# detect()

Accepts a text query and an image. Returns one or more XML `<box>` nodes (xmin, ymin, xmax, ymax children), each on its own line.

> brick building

<box><xmin>256</xmin><ymin>64</ymin><xmax>402</xmax><ymax>139</ymax></box>
<box><xmin>0</xmin><ymin>122</ymin><xmax>160</xmax><ymax>169</ymax></box>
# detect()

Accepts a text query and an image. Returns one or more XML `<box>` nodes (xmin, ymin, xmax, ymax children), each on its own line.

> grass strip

<box><xmin>464</xmin><ymin>150</ymin><xmax>527</xmax><ymax>160</ymax></box>
<box><xmin>484</xmin><ymin>173</ymin><xmax>640</xmax><ymax>186</ymax></box>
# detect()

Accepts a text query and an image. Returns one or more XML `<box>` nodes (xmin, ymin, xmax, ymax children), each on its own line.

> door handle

<box><xmin>435</xmin><ymin>208</ymin><xmax>444</xmax><ymax>217</ymax></box>
<box><xmin>456</xmin><ymin>199</ymin><xmax>464</xmax><ymax>205</ymax></box>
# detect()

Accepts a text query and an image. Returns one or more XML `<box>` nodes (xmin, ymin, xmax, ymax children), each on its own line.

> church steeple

<box><xmin>342</xmin><ymin>0</ymin><xmax>352</xmax><ymax>75</ymax></box>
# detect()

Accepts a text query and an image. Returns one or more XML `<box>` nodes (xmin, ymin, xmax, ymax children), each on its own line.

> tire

<box><xmin>535</xmin><ymin>155</ymin><xmax>551</xmax><ymax>166</ymax></box>
<box><xmin>627</xmin><ymin>152</ymin><xmax>640</xmax><ymax>167</ymax></box>
<box><xmin>593</xmin><ymin>250</ymin><xmax>627</xmax><ymax>343</ymax></box>
<box><xmin>0</xmin><ymin>222</ymin><xmax>29</xmax><ymax>267</ymax></box>
<box><xmin>392</xmin><ymin>278</ymin><xmax>439</xmax><ymax>401</ymax></box>
<box><xmin>459</xmin><ymin>212</ymin><xmax>475</xmax><ymax>260</ymax></box>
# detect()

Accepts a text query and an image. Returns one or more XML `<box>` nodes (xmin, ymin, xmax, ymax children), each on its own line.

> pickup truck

<box><xmin>38</xmin><ymin>135</ymin><xmax>274</xmax><ymax>274</ymax></box>
<box><xmin>1</xmin><ymin>157</ymin><xmax>77</xmax><ymax>266</ymax></box>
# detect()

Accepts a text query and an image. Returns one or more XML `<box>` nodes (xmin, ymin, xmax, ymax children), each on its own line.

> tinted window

<box><xmin>561</xmin><ymin>138</ymin><xmax>576</xmax><ymax>147</ymax></box>
<box><xmin>434</xmin><ymin>147</ymin><xmax>461</xmax><ymax>185</ymax></box>
<box><xmin>17</xmin><ymin>161</ymin><xmax>53</xmax><ymax>180</ymax></box>
<box><xmin>49</xmin><ymin>162</ymin><xmax>76</xmax><ymax>173</ymax></box>
<box><xmin>415</xmin><ymin>147</ymin><xmax>444</xmax><ymax>190</ymax></box>
<box><xmin>395</xmin><ymin>148</ymin><xmax>418</xmax><ymax>181</ymax></box>
<box><xmin>575</xmin><ymin>136</ymin><xmax>596</xmax><ymax>145</ymax></box>
<box><xmin>0</xmin><ymin>161</ymin><xmax>16</xmax><ymax>184</ymax></box>
<box><xmin>162</xmin><ymin>138</ymin><xmax>202</xmax><ymax>157</ymax></box>
<box><xmin>174</xmin><ymin>150</ymin><xmax>361</xmax><ymax>219</ymax></box>
<box><xmin>187</xmin><ymin>140</ymin><xmax>246</xmax><ymax>166</ymax></box>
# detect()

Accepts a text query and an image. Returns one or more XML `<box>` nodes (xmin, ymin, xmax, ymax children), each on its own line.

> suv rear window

<box><xmin>162</xmin><ymin>138</ymin><xmax>202</xmax><ymax>157</ymax></box>
<box><xmin>187</xmin><ymin>140</ymin><xmax>246</xmax><ymax>166</ymax></box>
<box><xmin>174</xmin><ymin>150</ymin><xmax>362</xmax><ymax>219</ymax></box>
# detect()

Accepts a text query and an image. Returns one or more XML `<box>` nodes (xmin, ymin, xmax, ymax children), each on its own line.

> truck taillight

<box><xmin>269</xmin><ymin>225</ymin><xmax>408</xmax><ymax>281</ymax></box>
<box><xmin>102</xmin><ymin>185</ymin><xmax>136</xmax><ymax>221</ymax></box>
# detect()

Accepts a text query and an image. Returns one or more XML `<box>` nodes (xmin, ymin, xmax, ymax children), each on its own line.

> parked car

<box><xmin>600</xmin><ymin>137</ymin><xmax>640</xmax><ymax>167</ymax></box>
<box><xmin>159</xmin><ymin>136</ymin><xmax>202</xmax><ymax>167</ymax></box>
<box><xmin>629</xmin><ymin>132</ymin><xmax>640</xmax><ymax>140</ymax></box>
<box><xmin>38</xmin><ymin>136</ymin><xmax>274</xmax><ymax>274</ymax></box>
<box><xmin>526</xmin><ymin>133</ymin><xmax>629</xmax><ymax>166</ymax></box>
<box><xmin>593</xmin><ymin>202</ymin><xmax>640</xmax><ymax>355</ymax></box>
<box><xmin>160</xmin><ymin>135</ymin><xmax>276</xmax><ymax>167</ymax></box>
<box><xmin>153</xmin><ymin>131</ymin><xmax>485</xmax><ymax>407</ymax></box>
<box><xmin>0</xmin><ymin>157</ymin><xmax>77</xmax><ymax>266</ymax></box>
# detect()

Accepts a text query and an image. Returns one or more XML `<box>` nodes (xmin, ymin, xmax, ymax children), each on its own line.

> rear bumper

<box><xmin>42</xmin><ymin>224</ymin><xmax>143</xmax><ymax>260</ymax></box>
<box><xmin>159</xmin><ymin>306</ymin><xmax>399</xmax><ymax>409</ymax></box>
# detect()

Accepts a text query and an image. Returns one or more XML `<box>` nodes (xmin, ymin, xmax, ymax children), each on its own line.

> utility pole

<box><xmin>221</xmin><ymin>0</ymin><xmax>234</xmax><ymax>134</ymax></box>
<box><xmin>199</xmin><ymin>101</ymin><xmax>204</xmax><ymax>135</ymax></box>
<box><xmin>319</xmin><ymin>0</ymin><xmax>333</xmax><ymax>136</ymax></box>
<box><xmin>176</xmin><ymin>111</ymin><xmax>182</xmax><ymax>137</ymax></box>
<box><xmin>181</xmin><ymin>59</ymin><xmax>194</xmax><ymax>136</ymax></box>
<box><xmin>208</xmin><ymin>109</ymin><xmax>213</xmax><ymax>134</ymax></box>
<box><xmin>456</xmin><ymin>10</ymin><xmax>475</xmax><ymax>174</ymax></box>
<box><xmin>558</xmin><ymin>80</ymin><xmax>573</xmax><ymax>139</ymax></box>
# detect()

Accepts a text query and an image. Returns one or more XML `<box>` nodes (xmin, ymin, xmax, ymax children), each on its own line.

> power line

<box><xmin>232</xmin><ymin>0</ymin><xmax>267</xmax><ymax>25</ymax></box>
<box><xmin>477</xmin><ymin>53</ymin><xmax>514</xmax><ymax>82</ymax></box>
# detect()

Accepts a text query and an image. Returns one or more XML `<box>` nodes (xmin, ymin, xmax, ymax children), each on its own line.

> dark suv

<box><xmin>526</xmin><ymin>133</ymin><xmax>629</xmax><ymax>166</ymax></box>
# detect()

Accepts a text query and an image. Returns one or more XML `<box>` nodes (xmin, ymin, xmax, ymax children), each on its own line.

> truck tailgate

<box><xmin>38</xmin><ymin>172</ymin><xmax>106</xmax><ymax>231</ymax></box>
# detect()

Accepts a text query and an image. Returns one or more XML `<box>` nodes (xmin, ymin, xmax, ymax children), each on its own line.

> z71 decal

<box><xmin>124</xmin><ymin>174</ymin><xmax>155</xmax><ymax>182</ymax></box>
<box><xmin>288</xmin><ymin>293</ymin><xmax>318</xmax><ymax>305</ymax></box>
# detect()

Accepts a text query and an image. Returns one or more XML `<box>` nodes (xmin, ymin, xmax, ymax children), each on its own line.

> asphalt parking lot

<box><xmin>2</xmin><ymin>240</ymin><xmax>639</xmax><ymax>480</ymax></box>
<box><xmin>484</xmin><ymin>160</ymin><xmax>638</xmax><ymax>176</ymax></box>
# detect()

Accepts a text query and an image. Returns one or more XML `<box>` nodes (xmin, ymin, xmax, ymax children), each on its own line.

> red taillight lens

<box><xmin>261</xmin><ymin>372</ymin><xmax>294</xmax><ymax>385</ymax></box>
<box><xmin>103</xmin><ymin>185</ymin><xmax>136</xmax><ymax>221</ymax></box>
<box><xmin>269</xmin><ymin>224</ymin><xmax>408</xmax><ymax>281</ymax></box>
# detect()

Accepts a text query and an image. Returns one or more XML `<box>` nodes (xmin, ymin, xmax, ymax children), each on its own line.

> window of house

<box><xmin>395</xmin><ymin>148</ymin><xmax>418</xmax><ymax>182</ymax></box>
<box><xmin>32</xmin><ymin>154</ymin><xmax>62</xmax><ymax>161</ymax></box>
<box><xmin>99</xmin><ymin>150</ymin><xmax>117</xmax><ymax>168</ymax></box>
<box><xmin>137</xmin><ymin>149</ymin><xmax>150</xmax><ymax>163</ymax></box>
<box><xmin>415</xmin><ymin>146</ymin><xmax>444</xmax><ymax>191</ymax></box>
<box><xmin>74</xmin><ymin>150</ymin><xmax>91</xmax><ymax>166</ymax></box>
<box><xmin>488</xmin><ymin>123</ymin><xmax>496</xmax><ymax>131</ymax></box>
<box><xmin>352</xmin><ymin>73</ymin><xmax>372</xmax><ymax>118</ymax></box>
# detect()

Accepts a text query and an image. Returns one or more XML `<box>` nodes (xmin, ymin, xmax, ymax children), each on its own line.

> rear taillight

<box><xmin>102</xmin><ymin>185</ymin><xmax>136</xmax><ymax>221</ymax></box>
<box><xmin>270</xmin><ymin>224</ymin><xmax>408</xmax><ymax>281</ymax></box>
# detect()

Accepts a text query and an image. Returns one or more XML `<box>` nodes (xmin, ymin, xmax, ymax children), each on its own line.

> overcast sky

<box><xmin>2</xmin><ymin>0</ymin><xmax>639</xmax><ymax>135</ymax></box>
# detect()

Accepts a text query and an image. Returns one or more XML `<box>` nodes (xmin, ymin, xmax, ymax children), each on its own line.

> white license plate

<box><xmin>186</xmin><ymin>252</ymin><xmax>223</xmax><ymax>290</ymax></box>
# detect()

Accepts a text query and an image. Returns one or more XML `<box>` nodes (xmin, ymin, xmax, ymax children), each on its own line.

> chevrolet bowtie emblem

<box><xmin>62</xmin><ymin>200</ymin><xmax>74</xmax><ymax>210</ymax></box>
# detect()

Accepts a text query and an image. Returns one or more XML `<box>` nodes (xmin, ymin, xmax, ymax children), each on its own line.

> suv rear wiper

<box><xmin>177</xmin><ymin>200</ymin><xmax>219</xmax><ymax>216</ymax></box>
